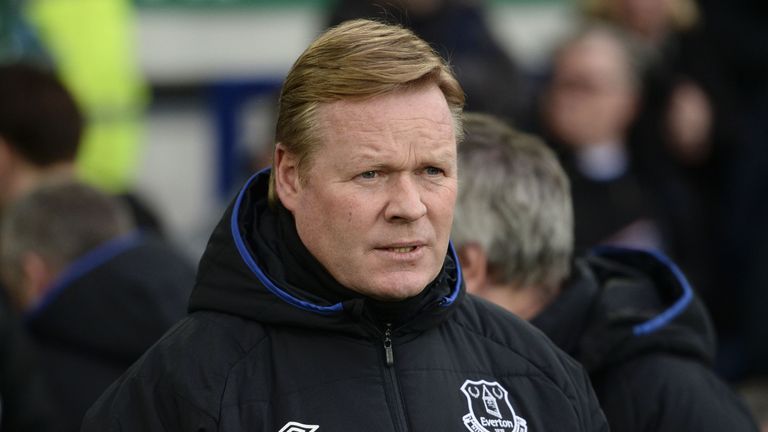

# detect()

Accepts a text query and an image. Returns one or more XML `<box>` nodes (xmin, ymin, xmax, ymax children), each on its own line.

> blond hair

<box><xmin>269</xmin><ymin>19</ymin><xmax>465</xmax><ymax>204</ymax></box>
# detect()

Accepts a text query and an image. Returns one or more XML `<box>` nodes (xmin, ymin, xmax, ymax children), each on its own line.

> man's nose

<box><xmin>384</xmin><ymin>174</ymin><xmax>427</xmax><ymax>223</ymax></box>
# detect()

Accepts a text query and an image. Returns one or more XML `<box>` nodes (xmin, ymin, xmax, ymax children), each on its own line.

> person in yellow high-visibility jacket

<box><xmin>24</xmin><ymin>0</ymin><xmax>148</xmax><ymax>193</ymax></box>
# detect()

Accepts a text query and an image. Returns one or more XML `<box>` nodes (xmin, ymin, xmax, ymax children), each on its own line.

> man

<box><xmin>452</xmin><ymin>112</ymin><xmax>758</xmax><ymax>431</ymax></box>
<box><xmin>541</xmin><ymin>23</ymin><xmax>664</xmax><ymax>251</ymax></box>
<box><xmin>0</xmin><ymin>60</ymin><xmax>81</xmax><ymax>432</ymax></box>
<box><xmin>83</xmin><ymin>19</ymin><xmax>607</xmax><ymax>431</ymax></box>
<box><xmin>0</xmin><ymin>180</ymin><xmax>195</xmax><ymax>432</ymax></box>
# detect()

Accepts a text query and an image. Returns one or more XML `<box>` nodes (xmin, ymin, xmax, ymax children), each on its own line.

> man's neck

<box><xmin>483</xmin><ymin>282</ymin><xmax>561</xmax><ymax>321</ymax></box>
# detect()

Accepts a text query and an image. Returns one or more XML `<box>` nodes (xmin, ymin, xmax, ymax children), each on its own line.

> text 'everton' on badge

<box><xmin>460</xmin><ymin>379</ymin><xmax>528</xmax><ymax>432</ymax></box>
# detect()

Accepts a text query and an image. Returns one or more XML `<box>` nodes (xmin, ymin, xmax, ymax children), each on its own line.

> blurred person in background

<box><xmin>0</xmin><ymin>62</ymin><xmax>80</xmax><ymax>210</ymax></box>
<box><xmin>0</xmin><ymin>61</ymin><xmax>194</xmax><ymax>432</ymax></box>
<box><xmin>0</xmin><ymin>61</ymin><xmax>163</xmax><ymax>233</ymax></box>
<box><xmin>452</xmin><ymin>112</ymin><xmax>759</xmax><ymax>432</ymax></box>
<box><xmin>0</xmin><ymin>180</ymin><xmax>194</xmax><ymax>432</ymax></box>
<box><xmin>0</xmin><ymin>60</ymin><xmax>80</xmax><ymax>432</ymax></box>
<box><xmin>327</xmin><ymin>0</ymin><xmax>533</xmax><ymax>127</ymax></box>
<box><xmin>582</xmin><ymin>0</ymin><xmax>726</xmax><ymax>170</ymax></box>
<box><xmin>584</xmin><ymin>0</ymin><xmax>768</xmax><ymax>380</ymax></box>
<box><xmin>539</xmin><ymin>22</ymin><xmax>713</xmax><ymax>305</ymax></box>
<box><xmin>539</xmin><ymin>23</ymin><xmax>666</xmax><ymax>251</ymax></box>
<box><xmin>82</xmin><ymin>19</ymin><xmax>608</xmax><ymax>432</ymax></box>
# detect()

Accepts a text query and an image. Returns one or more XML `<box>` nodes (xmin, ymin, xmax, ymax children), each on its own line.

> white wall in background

<box><xmin>134</xmin><ymin>3</ymin><xmax>575</xmax><ymax>83</ymax></box>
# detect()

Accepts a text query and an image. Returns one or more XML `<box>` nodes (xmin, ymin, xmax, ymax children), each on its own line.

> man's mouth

<box><xmin>389</xmin><ymin>246</ymin><xmax>417</xmax><ymax>253</ymax></box>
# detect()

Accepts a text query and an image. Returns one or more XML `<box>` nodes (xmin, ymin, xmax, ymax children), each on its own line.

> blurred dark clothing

<box><xmin>626</xmin><ymin>25</ymin><xmax>733</xmax><ymax>310</ymax></box>
<box><xmin>0</xmin><ymin>288</ymin><xmax>55</xmax><ymax>432</ymax></box>
<box><xmin>328</xmin><ymin>0</ymin><xmax>532</xmax><ymax>126</ymax></box>
<box><xmin>533</xmin><ymin>247</ymin><xmax>759</xmax><ymax>431</ymax></box>
<box><xmin>537</xmin><ymin>137</ymin><xmax>666</xmax><ymax>251</ymax></box>
<box><xmin>695</xmin><ymin>0</ymin><xmax>768</xmax><ymax>380</ymax></box>
<box><xmin>25</xmin><ymin>232</ymin><xmax>194</xmax><ymax>432</ymax></box>
<box><xmin>560</xmin><ymin>149</ymin><xmax>662</xmax><ymax>251</ymax></box>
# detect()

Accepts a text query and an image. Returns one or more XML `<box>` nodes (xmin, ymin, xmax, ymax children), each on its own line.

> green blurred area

<box><xmin>134</xmin><ymin>0</ymin><xmax>564</xmax><ymax>8</ymax></box>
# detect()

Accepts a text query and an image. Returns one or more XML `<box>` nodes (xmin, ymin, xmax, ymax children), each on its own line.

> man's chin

<box><xmin>360</xmin><ymin>275</ymin><xmax>433</xmax><ymax>302</ymax></box>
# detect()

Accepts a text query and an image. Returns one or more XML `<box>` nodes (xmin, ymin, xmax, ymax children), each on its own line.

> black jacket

<box><xmin>26</xmin><ymin>232</ymin><xmax>194</xmax><ymax>432</ymax></box>
<box><xmin>0</xmin><ymin>288</ymin><xmax>56</xmax><ymax>432</ymax></box>
<box><xmin>532</xmin><ymin>247</ymin><xmax>758</xmax><ymax>431</ymax></box>
<box><xmin>83</xmin><ymin>170</ymin><xmax>607</xmax><ymax>432</ymax></box>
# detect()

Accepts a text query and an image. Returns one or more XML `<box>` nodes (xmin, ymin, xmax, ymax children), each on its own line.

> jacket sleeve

<box><xmin>593</xmin><ymin>355</ymin><xmax>759</xmax><ymax>432</ymax></box>
<box><xmin>81</xmin><ymin>374</ymin><xmax>219</xmax><ymax>432</ymax></box>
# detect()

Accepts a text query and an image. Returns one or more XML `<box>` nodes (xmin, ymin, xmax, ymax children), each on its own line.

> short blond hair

<box><xmin>269</xmin><ymin>19</ymin><xmax>465</xmax><ymax>204</ymax></box>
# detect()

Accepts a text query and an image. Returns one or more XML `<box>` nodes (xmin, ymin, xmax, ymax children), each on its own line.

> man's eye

<box><xmin>425</xmin><ymin>166</ymin><xmax>444</xmax><ymax>176</ymax></box>
<box><xmin>359</xmin><ymin>171</ymin><xmax>377</xmax><ymax>179</ymax></box>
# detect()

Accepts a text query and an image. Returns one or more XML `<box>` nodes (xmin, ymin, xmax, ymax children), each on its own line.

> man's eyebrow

<box><xmin>428</xmin><ymin>150</ymin><xmax>457</xmax><ymax>165</ymax></box>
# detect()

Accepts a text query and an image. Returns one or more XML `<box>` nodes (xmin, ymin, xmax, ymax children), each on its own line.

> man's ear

<box><xmin>273</xmin><ymin>143</ymin><xmax>301</xmax><ymax>211</ymax></box>
<box><xmin>457</xmin><ymin>243</ymin><xmax>489</xmax><ymax>295</ymax></box>
<box><xmin>20</xmin><ymin>252</ymin><xmax>57</xmax><ymax>310</ymax></box>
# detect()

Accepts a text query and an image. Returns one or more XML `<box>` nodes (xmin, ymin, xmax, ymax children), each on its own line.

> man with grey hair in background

<box><xmin>0</xmin><ymin>180</ymin><xmax>194</xmax><ymax>432</ymax></box>
<box><xmin>453</xmin><ymin>112</ymin><xmax>758</xmax><ymax>431</ymax></box>
<box><xmin>83</xmin><ymin>19</ymin><xmax>608</xmax><ymax>432</ymax></box>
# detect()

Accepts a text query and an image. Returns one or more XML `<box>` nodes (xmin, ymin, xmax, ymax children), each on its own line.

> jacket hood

<box><xmin>532</xmin><ymin>246</ymin><xmax>716</xmax><ymax>373</ymax></box>
<box><xmin>189</xmin><ymin>169</ymin><xmax>464</xmax><ymax>337</ymax></box>
<box><xmin>26</xmin><ymin>232</ymin><xmax>194</xmax><ymax>363</ymax></box>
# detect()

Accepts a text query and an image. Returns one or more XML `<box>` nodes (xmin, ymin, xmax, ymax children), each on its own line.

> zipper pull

<box><xmin>383</xmin><ymin>324</ymin><xmax>394</xmax><ymax>367</ymax></box>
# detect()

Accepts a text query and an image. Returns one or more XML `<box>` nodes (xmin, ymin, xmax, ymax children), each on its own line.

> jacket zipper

<box><xmin>381</xmin><ymin>323</ymin><xmax>409</xmax><ymax>432</ymax></box>
<box><xmin>383</xmin><ymin>325</ymin><xmax>395</xmax><ymax>366</ymax></box>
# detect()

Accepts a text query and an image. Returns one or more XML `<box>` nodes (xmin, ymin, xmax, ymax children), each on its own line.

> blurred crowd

<box><xmin>1</xmin><ymin>0</ymin><xmax>767</xmax><ymax>430</ymax></box>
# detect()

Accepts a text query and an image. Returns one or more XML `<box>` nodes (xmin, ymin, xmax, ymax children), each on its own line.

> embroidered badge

<box><xmin>278</xmin><ymin>421</ymin><xmax>319</xmax><ymax>432</ymax></box>
<box><xmin>460</xmin><ymin>380</ymin><xmax>528</xmax><ymax>432</ymax></box>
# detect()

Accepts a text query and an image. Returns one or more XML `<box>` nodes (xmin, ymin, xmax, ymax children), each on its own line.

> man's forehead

<box><xmin>317</xmin><ymin>96</ymin><xmax>454</xmax><ymax>140</ymax></box>
<box><xmin>316</xmin><ymin>111</ymin><xmax>456</xmax><ymax>152</ymax></box>
<box><xmin>320</xmin><ymin>85</ymin><xmax>453</xmax><ymax>119</ymax></box>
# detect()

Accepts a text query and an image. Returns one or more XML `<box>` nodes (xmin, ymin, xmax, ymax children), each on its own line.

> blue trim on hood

<box><xmin>441</xmin><ymin>241</ymin><xmax>462</xmax><ymax>307</ymax></box>
<box><xmin>591</xmin><ymin>246</ymin><xmax>693</xmax><ymax>336</ymax></box>
<box><xmin>230</xmin><ymin>170</ymin><xmax>462</xmax><ymax>315</ymax></box>
<box><xmin>24</xmin><ymin>230</ymin><xmax>144</xmax><ymax>323</ymax></box>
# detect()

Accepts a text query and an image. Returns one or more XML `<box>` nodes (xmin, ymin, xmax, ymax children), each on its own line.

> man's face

<box><xmin>544</xmin><ymin>34</ymin><xmax>637</xmax><ymax>148</ymax></box>
<box><xmin>281</xmin><ymin>84</ymin><xmax>457</xmax><ymax>301</ymax></box>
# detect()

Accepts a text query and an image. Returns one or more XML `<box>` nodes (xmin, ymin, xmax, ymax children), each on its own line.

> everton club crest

<box><xmin>460</xmin><ymin>380</ymin><xmax>528</xmax><ymax>432</ymax></box>
<box><xmin>278</xmin><ymin>422</ymin><xmax>319</xmax><ymax>432</ymax></box>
